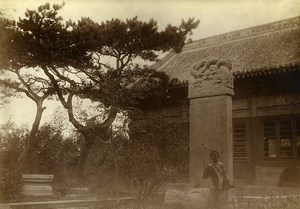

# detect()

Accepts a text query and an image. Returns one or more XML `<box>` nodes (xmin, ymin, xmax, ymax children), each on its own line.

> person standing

<box><xmin>203</xmin><ymin>151</ymin><xmax>230</xmax><ymax>209</ymax></box>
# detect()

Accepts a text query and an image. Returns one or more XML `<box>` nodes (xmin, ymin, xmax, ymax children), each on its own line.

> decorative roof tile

<box><xmin>154</xmin><ymin>16</ymin><xmax>300</xmax><ymax>81</ymax></box>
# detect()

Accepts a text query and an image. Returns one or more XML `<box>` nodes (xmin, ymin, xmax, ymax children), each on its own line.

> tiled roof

<box><xmin>154</xmin><ymin>16</ymin><xmax>300</xmax><ymax>81</ymax></box>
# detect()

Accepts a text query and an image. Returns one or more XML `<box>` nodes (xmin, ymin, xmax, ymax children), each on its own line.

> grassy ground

<box><xmin>229</xmin><ymin>197</ymin><xmax>300</xmax><ymax>209</ymax></box>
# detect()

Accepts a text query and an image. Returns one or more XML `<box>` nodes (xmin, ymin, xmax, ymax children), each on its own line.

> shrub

<box><xmin>31</xmin><ymin>123</ymin><xmax>80</xmax><ymax>181</ymax></box>
<box><xmin>0</xmin><ymin>121</ymin><xmax>26</xmax><ymax>202</ymax></box>
<box><xmin>0</xmin><ymin>167</ymin><xmax>22</xmax><ymax>202</ymax></box>
<box><xmin>117</xmin><ymin>116</ymin><xmax>189</xmax><ymax>208</ymax></box>
<box><xmin>0</xmin><ymin>121</ymin><xmax>80</xmax><ymax>202</ymax></box>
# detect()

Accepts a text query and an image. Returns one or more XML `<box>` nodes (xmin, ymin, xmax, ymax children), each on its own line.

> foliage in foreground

<box><xmin>91</xmin><ymin>195</ymin><xmax>300</xmax><ymax>209</ymax></box>
<box><xmin>0</xmin><ymin>121</ymin><xmax>80</xmax><ymax>202</ymax></box>
<box><xmin>234</xmin><ymin>197</ymin><xmax>300</xmax><ymax>209</ymax></box>
<box><xmin>0</xmin><ymin>121</ymin><xmax>25</xmax><ymax>201</ymax></box>
<box><xmin>89</xmin><ymin>116</ymin><xmax>189</xmax><ymax>209</ymax></box>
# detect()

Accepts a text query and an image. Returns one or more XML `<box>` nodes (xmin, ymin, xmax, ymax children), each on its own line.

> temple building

<box><xmin>136</xmin><ymin>16</ymin><xmax>300</xmax><ymax>187</ymax></box>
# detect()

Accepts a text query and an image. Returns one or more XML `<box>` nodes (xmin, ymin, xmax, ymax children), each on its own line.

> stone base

<box><xmin>164</xmin><ymin>188</ymin><xmax>212</xmax><ymax>209</ymax></box>
<box><xmin>21</xmin><ymin>174</ymin><xmax>54</xmax><ymax>197</ymax></box>
<box><xmin>22</xmin><ymin>185</ymin><xmax>53</xmax><ymax>196</ymax></box>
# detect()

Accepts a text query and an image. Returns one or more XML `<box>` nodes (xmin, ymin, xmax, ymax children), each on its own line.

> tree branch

<box><xmin>120</xmin><ymin>53</ymin><xmax>132</xmax><ymax>70</ymax></box>
<box><xmin>66</xmin><ymin>92</ymin><xmax>85</xmax><ymax>131</ymax></box>
<box><xmin>99</xmin><ymin>107</ymin><xmax>118</xmax><ymax>129</ymax></box>
<box><xmin>43</xmin><ymin>67</ymin><xmax>85</xmax><ymax>131</ymax></box>
<box><xmin>0</xmin><ymin>78</ymin><xmax>36</xmax><ymax>101</ymax></box>
<box><xmin>42</xmin><ymin>67</ymin><xmax>69</xmax><ymax>108</ymax></box>
<box><xmin>50</xmin><ymin>67</ymin><xmax>77</xmax><ymax>86</ymax></box>
<box><xmin>15</xmin><ymin>69</ymin><xmax>39</xmax><ymax>100</ymax></box>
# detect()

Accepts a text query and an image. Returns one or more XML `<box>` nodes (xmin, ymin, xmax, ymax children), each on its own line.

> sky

<box><xmin>0</xmin><ymin>0</ymin><xmax>299</xmax><ymax>127</ymax></box>
<box><xmin>1</xmin><ymin>0</ymin><xmax>300</xmax><ymax>39</ymax></box>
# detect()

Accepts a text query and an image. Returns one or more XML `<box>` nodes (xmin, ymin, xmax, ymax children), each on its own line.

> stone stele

<box><xmin>164</xmin><ymin>58</ymin><xmax>235</xmax><ymax>209</ymax></box>
<box><xmin>188</xmin><ymin>58</ymin><xmax>234</xmax><ymax>187</ymax></box>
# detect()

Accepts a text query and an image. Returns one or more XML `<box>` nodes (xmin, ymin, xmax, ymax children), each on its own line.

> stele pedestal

<box><xmin>22</xmin><ymin>174</ymin><xmax>54</xmax><ymax>197</ymax></box>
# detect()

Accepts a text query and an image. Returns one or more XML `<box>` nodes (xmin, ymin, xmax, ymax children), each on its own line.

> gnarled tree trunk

<box><xmin>76</xmin><ymin>127</ymin><xmax>111</xmax><ymax>181</ymax></box>
<box><xmin>77</xmin><ymin>138</ymin><xmax>94</xmax><ymax>181</ymax></box>
<box><xmin>17</xmin><ymin>100</ymin><xmax>46</xmax><ymax>172</ymax></box>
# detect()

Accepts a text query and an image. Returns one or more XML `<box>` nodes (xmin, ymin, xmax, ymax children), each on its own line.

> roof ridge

<box><xmin>183</xmin><ymin>16</ymin><xmax>300</xmax><ymax>52</ymax></box>
<box><xmin>151</xmin><ymin>52</ymin><xmax>176</xmax><ymax>70</ymax></box>
<box><xmin>183</xmin><ymin>26</ymin><xmax>300</xmax><ymax>54</ymax></box>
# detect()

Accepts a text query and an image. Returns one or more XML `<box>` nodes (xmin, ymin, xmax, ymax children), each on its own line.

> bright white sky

<box><xmin>0</xmin><ymin>0</ymin><xmax>299</xmax><ymax>127</ymax></box>
<box><xmin>1</xmin><ymin>0</ymin><xmax>300</xmax><ymax>39</ymax></box>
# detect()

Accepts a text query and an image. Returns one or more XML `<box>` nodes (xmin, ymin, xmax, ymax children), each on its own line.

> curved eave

<box><xmin>233</xmin><ymin>63</ymin><xmax>300</xmax><ymax>78</ymax></box>
<box><xmin>166</xmin><ymin>63</ymin><xmax>300</xmax><ymax>89</ymax></box>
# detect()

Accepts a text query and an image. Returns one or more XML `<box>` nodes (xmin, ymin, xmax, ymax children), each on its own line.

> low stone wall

<box><xmin>235</xmin><ymin>185</ymin><xmax>300</xmax><ymax>196</ymax></box>
<box><xmin>0</xmin><ymin>197</ymin><xmax>134</xmax><ymax>209</ymax></box>
<box><xmin>234</xmin><ymin>194</ymin><xmax>300</xmax><ymax>209</ymax></box>
<box><xmin>164</xmin><ymin>185</ymin><xmax>300</xmax><ymax>209</ymax></box>
<box><xmin>255</xmin><ymin>166</ymin><xmax>287</xmax><ymax>186</ymax></box>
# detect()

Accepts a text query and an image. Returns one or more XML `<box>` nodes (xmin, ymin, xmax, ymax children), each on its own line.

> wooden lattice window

<box><xmin>263</xmin><ymin>117</ymin><xmax>300</xmax><ymax>159</ymax></box>
<box><xmin>233</xmin><ymin>123</ymin><xmax>247</xmax><ymax>158</ymax></box>
<box><xmin>279</xmin><ymin>121</ymin><xmax>293</xmax><ymax>157</ymax></box>
<box><xmin>263</xmin><ymin>121</ymin><xmax>277</xmax><ymax>158</ymax></box>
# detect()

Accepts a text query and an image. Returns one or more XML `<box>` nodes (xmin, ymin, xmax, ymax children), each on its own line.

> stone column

<box><xmin>188</xmin><ymin>58</ymin><xmax>234</xmax><ymax>187</ymax></box>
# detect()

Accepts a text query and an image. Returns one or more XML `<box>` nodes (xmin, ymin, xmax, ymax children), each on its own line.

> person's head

<box><xmin>210</xmin><ymin>151</ymin><xmax>219</xmax><ymax>163</ymax></box>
